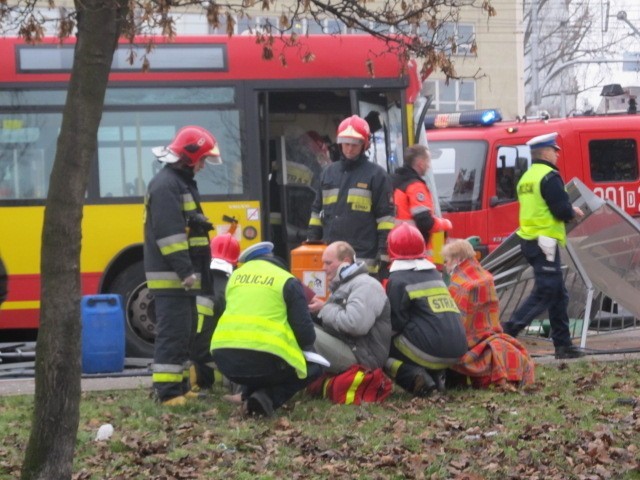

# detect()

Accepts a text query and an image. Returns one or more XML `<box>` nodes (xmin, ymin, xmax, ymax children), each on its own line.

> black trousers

<box><xmin>153</xmin><ymin>295</ymin><xmax>195</xmax><ymax>401</ymax></box>
<box><xmin>503</xmin><ymin>238</ymin><xmax>572</xmax><ymax>348</ymax></box>
<box><xmin>215</xmin><ymin>350</ymin><xmax>323</xmax><ymax>410</ymax></box>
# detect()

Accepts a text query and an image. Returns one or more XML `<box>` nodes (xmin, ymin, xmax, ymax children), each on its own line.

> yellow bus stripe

<box><xmin>1</xmin><ymin>300</ymin><xmax>40</xmax><ymax>310</ymax></box>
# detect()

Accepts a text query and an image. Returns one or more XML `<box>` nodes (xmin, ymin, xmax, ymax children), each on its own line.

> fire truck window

<box><xmin>495</xmin><ymin>145</ymin><xmax>530</xmax><ymax>202</ymax></box>
<box><xmin>589</xmin><ymin>139</ymin><xmax>639</xmax><ymax>182</ymax></box>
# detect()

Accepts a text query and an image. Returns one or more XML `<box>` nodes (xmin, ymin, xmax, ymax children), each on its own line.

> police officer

<box><xmin>501</xmin><ymin>132</ymin><xmax>585</xmax><ymax>359</ymax></box>
<box><xmin>211</xmin><ymin>242</ymin><xmax>321</xmax><ymax>417</ymax></box>
<box><xmin>307</xmin><ymin>115</ymin><xmax>395</xmax><ymax>277</ymax></box>
<box><xmin>144</xmin><ymin>126</ymin><xmax>221</xmax><ymax>406</ymax></box>
<box><xmin>392</xmin><ymin>144</ymin><xmax>453</xmax><ymax>257</ymax></box>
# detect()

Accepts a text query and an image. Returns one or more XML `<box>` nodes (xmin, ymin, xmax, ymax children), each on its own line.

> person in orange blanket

<box><xmin>442</xmin><ymin>239</ymin><xmax>535</xmax><ymax>389</ymax></box>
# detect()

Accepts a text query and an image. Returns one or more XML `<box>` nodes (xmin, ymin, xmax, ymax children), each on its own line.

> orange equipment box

<box><xmin>290</xmin><ymin>243</ymin><xmax>327</xmax><ymax>300</ymax></box>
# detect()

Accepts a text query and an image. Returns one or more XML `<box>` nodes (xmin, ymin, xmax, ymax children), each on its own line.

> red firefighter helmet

<box><xmin>152</xmin><ymin>126</ymin><xmax>221</xmax><ymax>167</ymax></box>
<box><xmin>387</xmin><ymin>223</ymin><xmax>427</xmax><ymax>260</ymax></box>
<box><xmin>210</xmin><ymin>233</ymin><xmax>240</xmax><ymax>265</ymax></box>
<box><xmin>336</xmin><ymin>115</ymin><xmax>370</xmax><ymax>150</ymax></box>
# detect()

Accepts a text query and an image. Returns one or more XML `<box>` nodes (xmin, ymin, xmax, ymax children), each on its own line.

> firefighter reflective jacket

<box><xmin>211</xmin><ymin>259</ymin><xmax>308</xmax><ymax>379</ymax></box>
<box><xmin>308</xmin><ymin>153</ymin><xmax>394</xmax><ymax>263</ymax></box>
<box><xmin>386</xmin><ymin>264</ymin><xmax>467</xmax><ymax>363</ymax></box>
<box><xmin>144</xmin><ymin>165</ymin><xmax>211</xmax><ymax>295</ymax></box>
<box><xmin>516</xmin><ymin>162</ymin><xmax>568</xmax><ymax>246</ymax></box>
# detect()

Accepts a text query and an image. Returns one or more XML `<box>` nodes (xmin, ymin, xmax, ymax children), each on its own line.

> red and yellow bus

<box><xmin>0</xmin><ymin>34</ymin><xmax>422</xmax><ymax>356</ymax></box>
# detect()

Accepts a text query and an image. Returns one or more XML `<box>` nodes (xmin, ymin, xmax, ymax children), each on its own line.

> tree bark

<box><xmin>21</xmin><ymin>1</ymin><xmax>127</xmax><ymax>478</ymax></box>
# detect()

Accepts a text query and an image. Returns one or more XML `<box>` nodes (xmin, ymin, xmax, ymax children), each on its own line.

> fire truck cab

<box><xmin>425</xmin><ymin>109</ymin><xmax>640</xmax><ymax>257</ymax></box>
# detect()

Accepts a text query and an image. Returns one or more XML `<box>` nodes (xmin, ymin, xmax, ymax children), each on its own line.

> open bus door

<box><xmin>357</xmin><ymin>90</ymin><xmax>404</xmax><ymax>173</ymax></box>
<box><xmin>259</xmin><ymin>87</ymin><xmax>412</xmax><ymax>264</ymax></box>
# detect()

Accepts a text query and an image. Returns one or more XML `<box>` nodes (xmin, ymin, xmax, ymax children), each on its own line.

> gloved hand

<box><xmin>377</xmin><ymin>253</ymin><xmax>390</xmax><ymax>282</ymax></box>
<box><xmin>430</xmin><ymin>216</ymin><xmax>453</xmax><ymax>233</ymax></box>
<box><xmin>187</xmin><ymin>213</ymin><xmax>214</xmax><ymax>233</ymax></box>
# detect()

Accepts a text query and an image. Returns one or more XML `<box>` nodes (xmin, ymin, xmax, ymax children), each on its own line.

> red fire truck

<box><xmin>424</xmin><ymin>109</ymin><xmax>640</xmax><ymax>257</ymax></box>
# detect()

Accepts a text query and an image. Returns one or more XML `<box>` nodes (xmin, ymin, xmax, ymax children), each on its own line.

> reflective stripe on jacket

<box><xmin>308</xmin><ymin>154</ymin><xmax>394</xmax><ymax>262</ymax></box>
<box><xmin>386</xmin><ymin>267</ymin><xmax>467</xmax><ymax>361</ymax></box>
<box><xmin>516</xmin><ymin>163</ymin><xmax>567</xmax><ymax>246</ymax></box>
<box><xmin>211</xmin><ymin>259</ymin><xmax>308</xmax><ymax>379</ymax></box>
<box><xmin>143</xmin><ymin>165</ymin><xmax>211</xmax><ymax>295</ymax></box>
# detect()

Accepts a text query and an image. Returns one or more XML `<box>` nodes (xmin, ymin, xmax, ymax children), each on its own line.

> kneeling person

<box><xmin>211</xmin><ymin>242</ymin><xmax>321</xmax><ymax>417</ymax></box>
<box><xmin>385</xmin><ymin>224</ymin><xmax>467</xmax><ymax>396</ymax></box>
<box><xmin>309</xmin><ymin>241</ymin><xmax>392</xmax><ymax>373</ymax></box>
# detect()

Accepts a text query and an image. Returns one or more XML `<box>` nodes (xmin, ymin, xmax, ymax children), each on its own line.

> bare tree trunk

<box><xmin>21</xmin><ymin>1</ymin><xmax>126</xmax><ymax>478</ymax></box>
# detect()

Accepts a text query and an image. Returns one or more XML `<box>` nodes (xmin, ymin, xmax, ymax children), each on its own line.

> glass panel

<box><xmin>496</xmin><ymin>145</ymin><xmax>531</xmax><ymax>202</ymax></box>
<box><xmin>0</xmin><ymin>89</ymin><xmax>68</xmax><ymax>107</ymax></box>
<box><xmin>439</xmin><ymin>80</ymin><xmax>455</xmax><ymax>102</ymax></box>
<box><xmin>104</xmin><ymin>87</ymin><xmax>234</xmax><ymax>106</ymax></box>
<box><xmin>457</xmin><ymin>24</ymin><xmax>475</xmax><ymax>54</ymax></box>
<box><xmin>0</xmin><ymin>87</ymin><xmax>243</xmax><ymax>200</ymax></box>
<box><xmin>0</xmin><ymin>87</ymin><xmax>233</xmax><ymax>108</ymax></box>
<box><xmin>325</xmin><ymin>19</ymin><xmax>344</xmax><ymax>34</ymax></box>
<box><xmin>459</xmin><ymin>82</ymin><xmax>475</xmax><ymax>102</ymax></box>
<box><xmin>236</xmin><ymin>15</ymin><xmax>253</xmax><ymax>34</ymax></box>
<box><xmin>18</xmin><ymin>44</ymin><xmax>227</xmax><ymax>72</ymax></box>
<box><xmin>0</xmin><ymin>113</ymin><xmax>59</xmax><ymax>199</ymax></box>
<box><xmin>98</xmin><ymin>109</ymin><xmax>243</xmax><ymax>198</ymax></box>
<box><xmin>306</xmin><ymin>19</ymin><xmax>325</xmax><ymax>34</ymax></box>
<box><xmin>430</xmin><ymin>140</ymin><xmax>487</xmax><ymax>211</ymax></box>
<box><xmin>589</xmin><ymin>139</ymin><xmax>639</xmax><ymax>182</ymax></box>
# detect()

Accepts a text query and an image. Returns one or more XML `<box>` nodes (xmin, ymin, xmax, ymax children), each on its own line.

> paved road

<box><xmin>2</xmin><ymin>352</ymin><xmax>639</xmax><ymax>397</ymax></box>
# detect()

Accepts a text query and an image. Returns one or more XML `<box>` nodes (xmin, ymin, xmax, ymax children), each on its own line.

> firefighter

<box><xmin>189</xmin><ymin>233</ymin><xmax>240</xmax><ymax>394</ymax></box>
<box><xmin>211</xmin><ymin>241</ymin><xmax>321</xmax><ymax>417</ymax></box>
<box><xmin>384</xmin><ymin>223</ymin><xmax>467</xmax><ymax>396</ymax></box>
<box><xmin>307</xmin><ymin>115</ymin><xmax>395</xmax><ymax>278</ymax></box>
<box><xmin>144</xmin><ymin>125</ymin><xmax>221</xmax><ymax>406</ymax></box>
<box><xmin>501</xmin><ymin>132</ymin><xmax>585</xmax><ymax>359</ymax></box>
<box><xmin>392</xmin><ymin>144</ymin><xmax>452</xmax><ymax>258</ymax></box>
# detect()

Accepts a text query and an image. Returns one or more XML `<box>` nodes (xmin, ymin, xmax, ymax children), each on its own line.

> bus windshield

<box><xmin>429</xmin><ymin>140</ymin><xmax>487</xmax><ymax>212</ymax></box>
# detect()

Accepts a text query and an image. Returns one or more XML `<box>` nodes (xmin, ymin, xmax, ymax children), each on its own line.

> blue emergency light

<box><xmin>423</xmin><ymin>109</ymin><xmax>502</xmax><ymax>129</ymax></box>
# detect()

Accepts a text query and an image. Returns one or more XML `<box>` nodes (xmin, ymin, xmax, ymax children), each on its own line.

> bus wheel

<box><xmin>109</xmin><ymin>261</ymin><xmax>155</xmax><ymax>358</ymax></box>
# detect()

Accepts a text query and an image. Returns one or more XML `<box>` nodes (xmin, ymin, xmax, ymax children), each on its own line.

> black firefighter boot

<box><xmin>386</xmin><ymin>359</ymin><xmax>436</xmax><ymax>397</ymax></box>
<box><xmin>427</xmin><ymin>369</ymin><xmax>447</xmax><ymax>393</ymax></box>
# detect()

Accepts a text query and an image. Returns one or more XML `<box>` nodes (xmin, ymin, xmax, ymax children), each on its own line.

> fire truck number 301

<box><xmin>592</xmin><ymin>186</ymin><xmax>640</xmax><ymax>213</ymax></box>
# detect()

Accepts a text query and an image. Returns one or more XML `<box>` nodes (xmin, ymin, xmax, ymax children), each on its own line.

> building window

<box><xmin>589</xmin><ymin>139</ymin><xmax>639</xmax><ymax>182</ymax></box>
<box><xmin>434</xmin><ymin>23</ymin><xmax>476</xmax><ymax>56</ymax></box>
<box><xmin>424</xmin><ymin>80</ymin><xmax>476</xmax><ymax>112</ymax></box>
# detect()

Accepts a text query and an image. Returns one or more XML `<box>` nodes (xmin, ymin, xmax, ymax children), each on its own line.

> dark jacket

<box><xmin>535</xmin><ymin>160</ymin><xmax>575</xmax><ymax>222</ymax></box>
<box><xmin>143</xmin><ymin>164</ymin><xmax>211</xmax><ymax>296</ymax></box>
<box><xmin>387</xmin><ymin>264</ymin><xmax>467</xmax><ymax>361</ymax></box>
<box><xmin>308</xmin><ymin>153</ymin><xmax>394</xmax><ymax>262</ymax></box>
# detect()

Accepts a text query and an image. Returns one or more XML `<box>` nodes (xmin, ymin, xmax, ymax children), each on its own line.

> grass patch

<box><xmin>1</xmin><ymin>359</ymin><xmax>639</xmax><ymax>479</ymax></box>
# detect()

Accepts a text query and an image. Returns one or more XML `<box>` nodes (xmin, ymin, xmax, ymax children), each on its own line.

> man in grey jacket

<box><xmin>309</xmin><ymin>241</ymin><xmax>391</xmax><ymax>373</ymax></box>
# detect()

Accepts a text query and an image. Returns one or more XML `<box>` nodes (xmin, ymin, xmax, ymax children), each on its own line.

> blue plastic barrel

<box><xmin>81</xmin><ymin>294</ymin><xmax>125</xmax><ymax>374</ymax></box>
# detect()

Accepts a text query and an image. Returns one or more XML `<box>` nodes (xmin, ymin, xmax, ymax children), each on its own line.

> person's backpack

<box><xmin>307</xmin><ymin>364</ymin><xmax>393</xmax><ymax>405</ymax></box>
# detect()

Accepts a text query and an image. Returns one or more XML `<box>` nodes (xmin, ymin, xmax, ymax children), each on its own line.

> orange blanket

<box><xmin>448</xmin><ymin>258</ymin><xmax>535</xmax><ymax>388</ymax></box>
